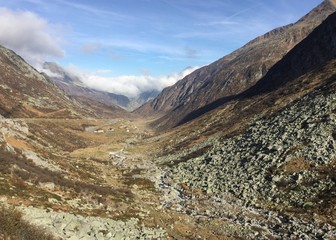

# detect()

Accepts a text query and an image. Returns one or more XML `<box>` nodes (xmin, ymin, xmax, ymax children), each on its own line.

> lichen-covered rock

<box><xmin>21</xmin><ymin>207</ymin><xmax>166</xmax><ymax>240</ymax></box>
<box><xmin>165</xmin><ymin>83</ymin><xmax>336</xmax><ymax>239</ymax></box>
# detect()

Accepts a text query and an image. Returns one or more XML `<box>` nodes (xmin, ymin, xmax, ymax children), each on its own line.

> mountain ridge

<box><xmin>177</xmin><ymin>11</ymin><xmax>336</xmax><ymax>126</ymax></box>
<box><xmin>137</xmin><ymin>0</ymin><xmax>336</xmax><ymax>130</ymax></box>
<box><xmin>0</xmin><ymin>46</ymin><xmax>128</xmax><ymax>119</ymax></box>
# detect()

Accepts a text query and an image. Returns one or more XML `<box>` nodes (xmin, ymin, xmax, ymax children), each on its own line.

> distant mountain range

<box><xmin>42</xmin><ymin>62</ymin><xmax>130</xmax><ymax>108</ymax></box>
<box><xmin>42</xmin><ymin>62</ymin><xmax>160</xmax><ymax>111</ymax></box>
<box><xmin>136</xmin><ymin>0</ymin><xmax>336</xmax><ymax>129</ymax></box>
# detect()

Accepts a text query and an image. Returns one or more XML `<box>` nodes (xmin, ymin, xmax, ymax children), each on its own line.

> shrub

<box><xmin>0</xmin><ymin>205</ymin><xmax>58</xmax><ymax>240</ymax></box>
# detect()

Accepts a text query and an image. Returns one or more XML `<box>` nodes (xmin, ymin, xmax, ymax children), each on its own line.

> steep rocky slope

<box><xmin>153</xmin><ymin>11</ymin><xmax>336</xmax><ymax>240</ymax></box>
<box><xmin>137</xmin><ymin>0</ymin><xmax>336</xmax><ymax>129</ymax></box>
<box><xmin>178</xmin><ymin>8</ymin><xmax>336</xmax><ymax>125</ymax></box>
<box><xmin>0</xmin><ymin>46</ymin><xmax>78</xmax><ymax>118</ymax></box>
<box><xmin>162</xmin><ymin>79</ymin><xmax>335</xmax><ymax>239</ymax></box>
<box><xmin>0</xmin><ymin>48</ymin><xmax>128</xmax><ymax>119</ymax></box>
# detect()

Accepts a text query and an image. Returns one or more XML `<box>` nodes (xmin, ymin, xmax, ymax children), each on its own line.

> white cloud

<box><xmin>40</xmin><ymin>68</ymin><xmax>62</xmax><ymax>78</ymax></box>
<box><xmin>65</xmin><ymin>65</ymin><xmax>200</xmax><ymax>98</ymax></box>
<box><xmin>0</xmin><ymin>8</ymin><xmax>64</xmax><ymax>68</ymax></box>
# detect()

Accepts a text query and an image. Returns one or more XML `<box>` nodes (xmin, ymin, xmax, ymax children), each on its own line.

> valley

<box><xmin>1</xmin><ymin>76</ymin><xmax>335</xmax><ymax>239</ymax></box>
<box><xmin>0</xmin><ymin>1</ymin><xmax>336</xmax><ymax>239</ymax></box>
<box><xmin>0</xmin><ymin>117</ymin><xmax>242</xmax><ymax>239</ymax></box>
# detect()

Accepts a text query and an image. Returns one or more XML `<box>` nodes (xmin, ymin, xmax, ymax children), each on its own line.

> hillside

<box><xmin>0</xmin><ymin>46</ymin><xmax>81</xmax><ymax>118</ymax></box>
<box><xmin>178</xmin><ymin>8</ymin><xmax>336</xmax><ymax>125</ymax></box>
<box><xmin>0</xmin><ymin>48</ymin><xmax>129</xmax><ymax>119</ymax></box>
<box><xmin>162</xmin><ymin>76</ymin><xmax>335</xmax><ymax>239</ymax></box>
<box><xmin>152</xmin><ymin>11</ymin><xmax>336</xmax><ymax>239</ymax></box>
<box><xmin>137</xmin><ymin>0</ymin><xmax>336</xmax><ymax>129</ymax></box>
<box><xmin>0</xmin><ymin>2</ymin><xmax>335</xmax><ymax>240</ymax></box>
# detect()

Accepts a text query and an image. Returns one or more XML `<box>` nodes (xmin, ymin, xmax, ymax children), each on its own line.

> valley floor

<box><xmin>0</xmin><ymin>117</ymin><xmax>237</xmax><ymax>239</ymax></box>
<box><xmin>0</xmin><ymin>87</ymin><xmax>335</xmax><ymax>240</ymax></box>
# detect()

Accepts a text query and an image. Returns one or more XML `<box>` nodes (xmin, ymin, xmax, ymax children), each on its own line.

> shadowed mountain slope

<box><xmin>154</xmin><ymin>13</ymin><xmax>336</xmax><ymax>239</ymax></box>
<box><xmin>137</xmin><ymin>0</ymin><xmax>336</xmax><ymax>130</ymax></box>
<box><xmin>178</xmin><ymin>10</ymin><xmax>336</xmax><ymax>126</ymax></box>
<box><xmin>159</xmin><ymin>10</ymin><xmax>336</xmax><ymax>156</ymax></box>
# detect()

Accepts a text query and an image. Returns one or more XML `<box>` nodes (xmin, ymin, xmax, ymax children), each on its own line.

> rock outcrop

<box><xmin>22</xmin><ymin>207</ymin><xmax>166</xmax><ymax>240</ymax></box>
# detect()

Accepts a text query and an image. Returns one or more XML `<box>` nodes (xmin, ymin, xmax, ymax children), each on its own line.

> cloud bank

<box><xmin>0</xmin><ymin>8</ymin><xmax>64</xmax><ymax>68</ymax></box>
<box><xmin>66</xmin><ymin>65</ymin><xmax>200</xmax><ymax>98</ymax></box>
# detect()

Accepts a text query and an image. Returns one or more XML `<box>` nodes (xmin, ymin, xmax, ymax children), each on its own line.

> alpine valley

<box><xmin>0</xmin><ymin>1</ymin><xmax>335</xmax><ymax>239</ymax></box>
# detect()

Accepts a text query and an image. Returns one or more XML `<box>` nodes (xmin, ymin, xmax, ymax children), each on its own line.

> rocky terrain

<box><xmin>0</xmin><ymin>1</ymin><xmax>336</xmax><ymax>240</ymax></box>
<box><xmin>0</xmin><ymin>116</ymin><xmax>238</xmax><ymax>239</ymax></box>
<box><xmin>137</xmin><ymin>0</ymin><xmax>336</xmax><ymax>130</ymax></box>
<box><xmin>161</xmin><ymin>81</ymin><xmax>335</xmax><ymax>239</ymax></box>
<box><xmin>21</xmin><ymin>207</ymin><xmax>166</xmax><ymax>239</ymax></box>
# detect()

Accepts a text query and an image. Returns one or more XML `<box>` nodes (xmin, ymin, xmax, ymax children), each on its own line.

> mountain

<box><xmin>0</xmin><ymin>46</ymin><xmax>128</xmax><ymax>118</ymax></box>
<box><xmin>128</xmin><ymin>90</ymin><xmax>160</xmax><ymax>112</ymax></box>
<box><xmin>43</xmin><ymin>62</ymin><xmax>158</xmax><ymax>111</ymax></box>
<box><xmin>176</xmin><ymin>10</ymin><xmax>336</xmax><ymax>148</ymax></box>
<box><xmin>42</xmin><ymin>62</ymin><xmax>130</xmax><ymax>109</ymax></box>
<box><xmin>0</xmin><ymin>46</ymin><xmax>80</xmax><ymax>118</ymax></box>
<box><xmin>137</xmin><ymin>0</ymin><xmax>336</xmax><ymax>129</ymax></box>
<box><xmin>179</xmin><ymin>9</ymin><xmax>336</xmax><ymax>126</ymax></box>
<box><xmin>0</xmin><ymin>4</ymin><xmax>335</xmax><ymax>239</ymax></box>
<box><xmin>155</xmin><ymin>11</ymin><xmax>336</xmax><ymax>239</ymax></box>
<box><xmin>242</xmin><ymin>11</ymin><xmax>336</xmax><ymax>97</ymax></box>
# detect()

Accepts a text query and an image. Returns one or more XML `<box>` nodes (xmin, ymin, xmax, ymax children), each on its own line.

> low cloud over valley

<box><xmin>65</xmin><ymin>65</ymin><xmax>199</xmax><ymax>98</ymax></box>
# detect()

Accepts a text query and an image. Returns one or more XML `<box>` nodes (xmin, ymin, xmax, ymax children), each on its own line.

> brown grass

<box><xmin>0</xmin><ymin>205</ymin><xmax>58</xmax><ymax>240</ymax></box>
<box><xmin>4</xmin><ymin>136</ymin><xmax>32</xmax><ymax>151</ymax></box>
<box><xmin>0</xmin><ymin>146</ymin><xmax>133</xmax><ymax>201</ymax></box>
<box><xmin>280</xmin><ymin>157</ymin><xmax>311</xmax><ymax>173</ymax></box>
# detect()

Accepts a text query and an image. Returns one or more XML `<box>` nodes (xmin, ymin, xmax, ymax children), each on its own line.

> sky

<box><xmin>0</xmin><ymin>0</ymin><xmax>324</xmax><ymax>97</ymax></box>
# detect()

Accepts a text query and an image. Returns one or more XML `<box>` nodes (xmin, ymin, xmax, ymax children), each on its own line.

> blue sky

<box><xmin>0</xmin><ymin>0</ymin><xmax>324</xmax><ymax>97</ymax></box>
